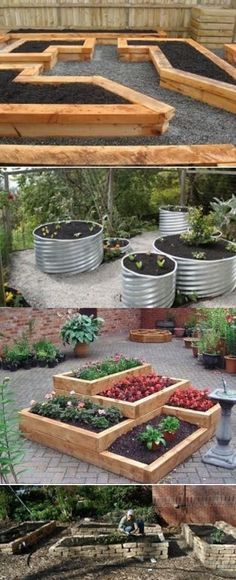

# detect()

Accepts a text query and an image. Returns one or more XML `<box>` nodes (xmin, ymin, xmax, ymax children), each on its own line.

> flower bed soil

<box><xmin>0</xmin><ymin>70</ymin><xmax>130</xmax><ymax>104</ymax></box>
<box><xmin>154</xmin><ymin>235</ymin><xmax>235</xmax><ymax>260</ymax></box>
<box><xmin>0</xmin><ymin>523</ymin><xmax>43</xmax><ymax>544</ymax></box>
<box><xmin>128</xmin><ymin>40</ymin><xmax>236</xmax><ymax>86</ymax></box>
<box><xmin>10</xmin><ymin>29</ymin><xmax>157</xmax><ymax>33</ymax></box>
<box><xmin>108</xmin><ymin>414</ymin><xmax>197</xmax><ymax>464</ymax></box>
<box><xmin>11</xmin><ymin>41</ymin><xmax>84</xmax><ymax>52</ymax></box>
<box><xmin>59</xmin><ymin>534</ymin><xmax>162</xmax><ymax>547</ymax></box>
<box><xmin>123</xmin><ymin>253</ymin><xmax>175</xmax><ymax>276</ymax></box>
<box><xmin>34</xmin><ymin>220</ymin><xmax>101</xmax><ymax>239</ymax></box>
<box><xmin>189</xmin><ymin>525</ymin><xmax>236</xmax><ymax>545</ymax></box>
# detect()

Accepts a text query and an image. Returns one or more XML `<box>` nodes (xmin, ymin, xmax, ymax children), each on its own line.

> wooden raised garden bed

<box><xmin>0</xmin><ymin>36</ymin><xmax>95</xmax><ymax>67</ymax></box>
<box><xmin>0</xmin><ymin>30</ymin><xmax>167</xmax><ymax>47</ymax></box>
<box><xmin>88</xmin><ymin>377</ymin><xmax>190</xmax><ymax>419</ymax></box>
<box><xmin>118</xmin><ymin>37</ymin><xmax>236</xmax><ymax>114</ymax></box>
<box><xmin>49</xmin><ymin>531</ymin><xmax>169</xmax><ymax>559</ymax></box>
<box><xmin>224</xmin><ymin>44</ymin><xmax>236</xmax><ymax>67</ymax></box>
<box><xmin>19</xmin><ymin>405</ymin><xmax>215</xmax><ymax>483</ymax></box>
<box><xmin>162</xmin><ymin>402</ymin><xmax>220</xmax><ymax>429</ymax></box>
<box><xmin>129</xmin><ymin>329</ymin><xmax>172</xmax><ymax>343</ymax></box>
<box><xmin>0</xmin><ymin>62</ymin><xmax>175</xmax><ymax>138</ymax></box>
<box><xmin>0</xmin><ymin>521</ymin><xmax>56</xmax><ymax>554</ymax></box>
<box><xmin>53</xmin><ymin>362</ymin><xmax>153</xmax><ymax>396</ymax></box>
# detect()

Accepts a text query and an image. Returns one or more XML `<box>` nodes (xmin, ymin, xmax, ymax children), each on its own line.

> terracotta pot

<box><xmin>164</xmin><ymin>431</ymin><xmax>178</xmax><ymax>443</ymax></box>
<box><xmin>74</xmin><ymin>343</ymin><xmax>90</xmax><ymax>358</ymax></box>
<box><xmin>192</xmin><ymin>345</ymin><xmax>199</xmax><ymax>358</ymax></box>
<box><xmin>149</xmin><ymin>441</ymin><xmax>161</xmax><ymax>451</ymax></box>
<box><xmin>224</xmin><ymin>356</ymin><xmax>236</xmax><ymax>374</ymax></box>
<box><xmin>184</xmin><ymin>337</ymin><xmax>193</xmax><ymax>349</ymax></box>
<box><xmin>174</xmin><ymin>327</ymin><xmax>185</xmax><ymax>338</ymax></box>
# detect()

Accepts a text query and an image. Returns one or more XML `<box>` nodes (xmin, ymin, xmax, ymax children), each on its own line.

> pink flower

<box><xmin>78</xmin><ymin>401</ymin><xmax>85</xmax><ymax>408</ymax></box>
<box><xmin>51</xmin><ymin>391</ymin><xmax>56</xmax><ymax>396</ymax></box>
<box><xmin>45</xmin><ymin>393</ymin><xmax>53</xmax><ymax>400</ymax></box>
<box><xmin>70</xmin><ymin>390</ymin><xmax>76</xmax><ymax>395</ymax></box>
<box><xmin>98</xmin><ymin>409</ymin><xmax>106</xmax><ymax>415</ymax></box>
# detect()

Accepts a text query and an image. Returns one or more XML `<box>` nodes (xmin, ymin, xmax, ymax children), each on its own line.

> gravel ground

<box><xmin>0</xmin><ymin>45</ymin><xmax>235</xmax><ymax>147</ymax></box>
<box><xmin>0</xmin><ymin>525</ymin><xmax>234</xmax><ymax>580</ymax></box>
<box><xmin>8</xmin><ymin>230</ymin><xmax>236</xmax><ymax>308</ymax></box>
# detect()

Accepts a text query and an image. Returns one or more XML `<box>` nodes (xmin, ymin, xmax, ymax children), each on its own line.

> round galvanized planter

<box><xmin>159</xmin><ymin>207</ymin><xmax>189</xmax><ymax>236</ymax></box>
<box><xmin>103</xmin><ymin>238</ymin><xmax>132</xmax><ymax>255</ymax></box>
<box><xmin>33</xmin><ymin>220</ymin><xmax>104</xmax><ymax>274</ymax></box>
<box><xmin>153</xmin><ymin>237</ymin><xmax>236</xmax><ymax>298</ymax></box>
<box><xmin>121</xmin><ymin>253</ymin><xmax>177</xmax><ymax>308</ymax></box>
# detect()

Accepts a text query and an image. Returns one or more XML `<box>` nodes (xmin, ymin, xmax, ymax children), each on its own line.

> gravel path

<box><xmin>8</xmin><ymin>230</ymin><xmax>236</xmax><ymax>308</ymax></box>
<box><xmin>0</xmin><ymin>45</ymin><xmax>235</xmax><ymax>146</ymax></box>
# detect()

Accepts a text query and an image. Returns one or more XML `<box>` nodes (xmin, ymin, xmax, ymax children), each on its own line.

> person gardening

<box><xmin>118</xmin><ymin>509</ymin><xmax>145</xmax><ymax>535</ymax></box>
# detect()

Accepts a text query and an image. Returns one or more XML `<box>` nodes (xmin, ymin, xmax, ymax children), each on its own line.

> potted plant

<box><xmin>138</xmin><ymin>425</ymin><xmax>166</xmax><ymax>451</ymax></box>
<box><xmin>37</xmin><ymin>350</ymin><xmax>48</xmax><ymax>367</ymax></box>
<box><xmin>159</xmin><ymin>205</ymin><xmax>189</xmax><ymax>235</ymax></box>
<box><xmin>198</xmin><ymin>332</ymin><xmax>221</xmax><ymax>370</ymax></box>
<box><xmin>174</xmin><ymin>326</ymin><xmax>185</xmax><ymax>338</ymax></box>
<box><xmin>159</xmin><ymin>416</ymin><xmax>180</xmax><ymax>442</ymax></box>
<box><xmin>224</xmin><ymin>316</ymin><xmax>236</xmax><ymax>373</ymax></box>
<box><xmin>60</xmin><ymin>313</ymin><xmax>104</xmax><ymax>357</ymax></box>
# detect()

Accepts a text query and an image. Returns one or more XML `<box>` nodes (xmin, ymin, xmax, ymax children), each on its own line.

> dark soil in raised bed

<box><xmin>123</xmin><ymin>252</ymin><xmax>175</xmax><ymax>276</ymax></box>
<box><xmin>60</xmin><ymin>534</ymin><xmax>161</xmax><ymax>547</ymax></box>
<box><xmin>34</xmin><ymin>220</ymin><xmax>101</xmax><ymax>239</ymax></box>
<box><xmin>0</xmin><ymin>522</ymin><xmax>44</xmax><ymax>544</ymax></box>
<box><xmin>109</xmin><ymin>414</ymin><xmax>197</xmax><ymax>464</ymax></box>
<box><xmin>127</xmin><ymin>40</ymin><xmax>235</xmax><ymax>85</ymax></box>
<box><xmin>0</xmin><ymin>70</ymin><xmax>130</xmax><ymax>105</ymax></box>
<box><xmin>161</xmin><ymin>206</ymin><xmax>188</xmax><ymax>213</ymax></box>
<box><xmin>10</xmin><ymin>28</ymin><xmax>157</xmax><ymax>33</ymax></box>
<box><xmin>11</xmin><ymin>41</ymin><xmax>84</xmax><ymax>53</ymax></box>
<box><xmin>189</xmin><ymin>524</ymin><xmax>236</xmax><ymax>545</ymax></box>
<box><xmin>154</xmin><ymin>235</ymin><xmax>236</xmax><ymax>260</ymax></box>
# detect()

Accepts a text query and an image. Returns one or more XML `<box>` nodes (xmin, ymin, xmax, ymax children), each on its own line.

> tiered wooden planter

<box><xmin>0</xmin><ymin>521</ymin><xmax>56</xmax><ymax>554</ymax></box>
<box><xmin>162</xmin><ymin>402</ymin><xmax>221</xmax><ymax>429</ymax></box>
<box><xmin>129</xmin><ymin>329</ymin><xmax>172</xmax><ymax>343</ymax></box>
<box><xmin>53</xmin><ymin>362</ymin><xmax>153</xmax><ymax>396</ymax></box>
<box><xmin>118</xmin><ymin>38</ymin><xmax>236</xmax><ymax>114</ymax></box>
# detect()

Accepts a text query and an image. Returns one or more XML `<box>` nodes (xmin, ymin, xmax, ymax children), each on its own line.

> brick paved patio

<box><xmin>1</xmin><ymin>333</ymin><xmax>236</xmax><ymax>485</ymax></box>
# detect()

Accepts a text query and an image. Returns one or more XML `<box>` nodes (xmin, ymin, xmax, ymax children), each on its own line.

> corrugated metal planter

<box><xmin>33</xmin><ymin>220</ymin><xmax>103</xmax><ymax>274</ymax></box>
<box><xmin>121</xmin><ymin>252</ymin><xmax>177</xmax><ymax>308</ymax></box>
<box><xmin>153</xmin><ymin>237</ymin><xmax>236</xmax><ymax>298</ymax></box>
<box><xmin>159</xmin><ymin>206</ymin><xmax>189</xmax><ymax>235</ymax></box>
<box><xmin>103</xmin><ymin>237</ymin><xmax>132</xmax><ymax>255</ymax></box>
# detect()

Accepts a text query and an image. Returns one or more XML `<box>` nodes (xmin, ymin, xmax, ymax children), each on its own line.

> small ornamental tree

<box><xmin>180</xmin><ymin>206</ymin><xmax>216</xmax><ymax>246</ymax></box>
<box><xmin>0</xmin><ymin>377</ymin><xmax>24</xmax><ymax>483</ymax></box>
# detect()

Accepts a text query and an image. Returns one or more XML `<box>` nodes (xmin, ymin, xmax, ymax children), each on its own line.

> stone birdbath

<box><xmin>202</xmin><ymin>378</ymin><xmax>236</xmax><ymax>469</ymax></box>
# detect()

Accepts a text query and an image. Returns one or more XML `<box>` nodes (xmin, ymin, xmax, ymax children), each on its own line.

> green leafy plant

<box><xmin>135</xmin><ymin>261</ymin><xmax>143</xmax><ymax>270</ymax></box>
<box><xmin>226</xmin><ymin>323</ymin><xmax>236</xmax><ymax>357</ymax></box>
<box><xmin>0</xmin><ymin>377</ymin><xmax>24</xmax><ymax>483</ymax></box>
<box><xmin>211</xmin><ymin>195</ymin><xmax>236</xmax><ymax>241</ymax></box>
<box><xmin>198</xmin><ymin>331</ymin><xmax>220</xmax><ymax>355</ymax></box>
<box><xmin>138</xmin><ymin>425</ymin><xmax>166</xmax><ymax>450</ymax></box>
<box><xmin>60</xmin><ymin>314</ymin><xmax>104</xmax><ymax>346</ymax></box>
<box><xmin>226</xmin><ymin>241</ymin><xmax>236</xmax><ymax>253</ymax></box>
<box><xmin>159</xmin><ymin>416</ymin><xmax>180</xmax><ymax>433</ymax></box>
<box><xmin>128</xmin><ymin>254</ymin><xmax>136</xmax><ymax>262</ymax></box>
<box><xmin>192</xmin><ymin>251</ymin><xmax>206</xmax><ymax>260</ymax></box>
<box><xmin>181</xmin><ymin>207</ymin><xmax>216</xmax><ymax>246</ymax></box>
<box><xmin>157</xmin><ymin>257</ymin><xmax>165</xmax><ymax>268</ymax></box>
<box><xmin>210</xmin><ymin>529</ymin><xmax>225</xmax><ymax>544</ymax></box>
<box><xmin>72</xmin><ymin>355</ymin><xmax>142</xmax><ymax>381</ymax></box>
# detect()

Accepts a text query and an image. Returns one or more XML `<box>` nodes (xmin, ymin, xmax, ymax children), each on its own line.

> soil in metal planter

<box><xmin>0</xmin><ymin>523</ymin><xmax>43</xmax><ymax>544</ymax></box>
<box><xmin>11</xmin><ymin>41</ymin><xmax>84</xmax><ymax>53</ymax></box>
<box><xmin>155</xmin><ymin>235</ymin><xmax>235</xmax><ymax>260</ymax></box>
<box><xmin>189</xmin><ymin>525</ymin><xmax>236</xmax><ymax>545</ymax></box>
<box><xmin>128</xmin><ymin>40</ymin><xmax>236</xmax><ymax>85</ymax></box>
<box><xmin>161</xmin><ymin>206</ymin><xmax>188</xmax><ymax>213</ymax></box>
<box><xmin>0</xmin><ymin>70</ymin><xmax>130</xmax><ymax>104</ymax></box>
<box><xmin>123</xmin><ymin>252</ymin><xmax>175</xmax><ymax>276</ymax></box>
<box><xmin>34</xmin><ymin>221</ymin><xmax>101</xmax><ymax>239</ymax></box>
<box><xmin>109</xmin><ymin>414</ymin><xmax>197</xmax><ymax>464</ymax></box>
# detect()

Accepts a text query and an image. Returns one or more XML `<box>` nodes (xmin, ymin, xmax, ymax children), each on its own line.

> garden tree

<box><xmin>187</xmin><ymin>171</ymin><xmax>236</xmax><ymax>210</ymax></box>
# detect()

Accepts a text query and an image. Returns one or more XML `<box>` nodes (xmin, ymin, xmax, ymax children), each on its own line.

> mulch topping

<box><xmin>128</xmin><ymin>40</ymin><xmax>235</xmax><ymax>85</ymax></box>
<box><xmin>154</xmin><ymin>235</ymin><xmax>235</xmax><ymax>260</ymax></box>
<box><xmin>109</xmin><ymin>414</ymin><xmax>197</xmax><ymax>464</ymax></box>
<box><xmin>11</xmin><ymin>40</ymin><xmax>84</xmax><ymax>53</ymax></box>
<box><xmin>0</xmin><ymin>70</ymin><xmax>130</xmax><ymax>104</ymax></box>
<box><xmin>34</xmin><ymin>220</ymin><xmax>102</xmax><ymax>240</ymax></box>
<box><xmin>189</xmin><ymin>525</ymin><xmax>236</xmax><ymax>545</ymax></box>
<box><xmin>123</xmin><ymin>252</ymin><xmax>175</xmax><ymax>276</ymax></box>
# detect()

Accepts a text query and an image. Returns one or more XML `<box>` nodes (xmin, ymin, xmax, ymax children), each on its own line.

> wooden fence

<box><xmin>0</xmin><ymin>1</ymin><xmax>234</xmax><ymax>38</ymax></box>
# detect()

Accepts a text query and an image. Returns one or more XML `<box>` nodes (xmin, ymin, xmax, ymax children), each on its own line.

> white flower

<box><xmin>67</xmin><ymin>401</ymin><xmax>72</xmax><ymax>407</ymax></box>
<box><xmin>98</xmin><ymin>409</ymin><xmax>106</xmax><ymax>416</ymax></box>
<box><xmin>30</xmin><ymin>400</ymin><xmax>36</xmax><ymax>406</ymax></box>
<box><xmin>70</xmin><ymin>390</ymin><xmax>76</xmax><ymax>395</ymax></box>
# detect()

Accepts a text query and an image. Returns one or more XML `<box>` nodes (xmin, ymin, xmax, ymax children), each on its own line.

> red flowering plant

<box><xmin>100</xmin><ymin>374</ymin><xmax>173</xmax><ymax>403</ymax></box>
<box><xmin>168</xmin><ymin>387</ymin><xmax>214</xmax><ymax>412</ymax></box>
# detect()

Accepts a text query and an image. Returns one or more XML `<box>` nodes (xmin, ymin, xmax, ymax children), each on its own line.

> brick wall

<box><xmin>153</xmin><ymin>486</ymin><xmax>236</xmax><ymax>527</ymax></box>
<box><xmin>141</xmin><ymin>308</ymin><xmax>197</xmax><ymax>329</ymax></box>
<box><xmin>0</xmin><ymin>308</ymin><xmax>141</xmax><ymax>353</ymax></box>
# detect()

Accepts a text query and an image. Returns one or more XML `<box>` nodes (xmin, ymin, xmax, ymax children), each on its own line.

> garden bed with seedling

<box><xmin>19</xmin><ymin>393</ymin><xmax>133</xmax><ymax>453</ymax></box>
<box><xmin>0</xmin><ymin>59</ymin><xmax>174</xmax><ymax>139</ymax></box>
<box><xmin>121</xmin><ymin>252</ymin><xmax>177</xmax><ymax>308</ymax></box>
<box><xmin>182</xmin><ymin>522</ymin><xmax>236</xmax><ymax>570</ymax></box>
<box><xmin>118</xmin><ymin>38</ymin><xmax>236</xmax><ymax>113</ymax></box>
<box><xmin>129</xmin><ymin>329</ymin><xmax>172</xmax><ymax>343</ymax></box>
<box><xmin>163</xmin><ymin>386</ymin><xmax>221</xmax><ymax>428</ymax></box>
<box><xmin>53</xmin><ymin>357</ymin><xmax>152</xmax><ymax>396</ymax></box>
<box><xmin>33</xmin><ymin>220</ymin><xmax>104</xmax><ymax>274</ymax></box>
<box><xmin>49</xmin><ymin>531</ymin><xmax>169</xmax><ymax>559</ymax></box>
<box><xmin>0</xmin><ymin>521</ymin><xmax>56</xmax><ymax>554</ymax></box>
<box><xmin>89</xmin><ymin>374</ymin><xmax>190</xmax><ymax>419</ymax></box>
